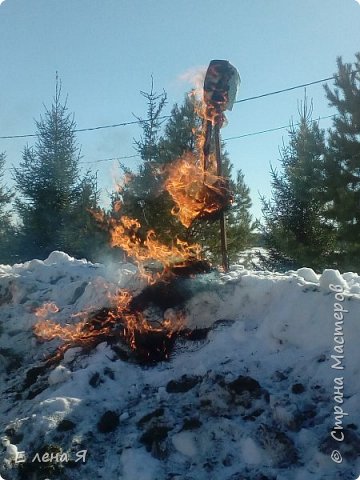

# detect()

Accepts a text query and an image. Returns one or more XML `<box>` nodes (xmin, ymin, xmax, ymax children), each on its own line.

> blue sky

<box><xmin>0</xmin><ymin>0</ymin><xmax>360</xmax><ymax>220</ymax></box>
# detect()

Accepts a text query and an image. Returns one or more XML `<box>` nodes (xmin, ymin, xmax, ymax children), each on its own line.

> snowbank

<box><xmin>0</xmin><ymin>253</ymin><xmax>359</xmax><ymax>480</ymax></box>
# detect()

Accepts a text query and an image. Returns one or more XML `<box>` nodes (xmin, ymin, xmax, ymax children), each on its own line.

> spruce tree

<box><xmin>160</xmin><ymin>95</ymin><xmax>200</xmax><ymax>163</ymax></box>
<box><xmin>13</xmin><ymin>77</ymin><xmax>99</xmax><ymax>260</ymax></box>
<box><xmin>261</xmin><ymin>99</ymin><xmax>336</xmax><ymax>271</ymax></box>
<box><xmin>322</xmin><ymin>53</ymin><xmax>360</xmax><ymax>270</ymax></box>
<box><xmin>61</xmin><ymin>171</ymin><xmax>106</xmax><ymax>260</ymax></box>
<box><xmin>118</xmin><ymin>81</ymin><xmax>182</xmax><ymax>244</ymax></box>
<box><xmin>160</xmin><ymin>95</ymin><xmax>255</xmax><ymax>264</ymax></box>
<box><xmin>117</xmin><ymin>89</ymin><xmax>254</xmax><ymax>266</ymax></box>
<box><xmin>0</xmin><ymin>153</ymin><xmax>16</xmax><ymax>263</ymax></box>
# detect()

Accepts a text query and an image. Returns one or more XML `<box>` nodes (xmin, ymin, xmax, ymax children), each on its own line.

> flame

<box><xmin>34</xmin><ymin>303</ymin><xmax>98</xmax><ymax>343</ymax></box>
<box><xmin>111</xmin><ymin>290</ymin><xmax>185</xmax><ymax>351</ymax></box>
<box><xmin>34</xmin><ymin>290</ymin><xmax>185</xmax><ymax>357</ymax></box>
<box><xmin>33</xmin><ymin>318</ymin><xmax>88</xmax><ymax>342</ymax></box>
<box><xmin>164</xmin><ymin>151</ymin><xmax>228</xmax><ymax>228</ymax></box>
<box><xmin>164</xmin><ymin>92</ymin><xmax>231</xmax><ymax>228</ymax></box>
<box><xmin>34</xmin><ymin>204</ymin><xmax>196</xmax><ymax>354</ymax></box>
<box><xmin>109</xmin><ymin>215</ymin><xmax>201</xmax><ymax>268</ymax></box>
<box><xmin>35</xmin><ymin>302</ymin><xmax>59</xmax><ymax>317</ymax></box>
<box><xmin>92</xmin><ymin>208</ymin><xmax>202</xmax><ymax>283</ymax></box>
<box><xmin>33</xmin><ymin>63</ymin><xmax>234</xmax><ymax>359</ymax></box>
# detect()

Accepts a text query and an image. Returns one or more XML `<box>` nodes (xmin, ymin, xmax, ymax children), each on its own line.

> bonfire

<box><xmin>33</xmin><ymin>60</ymin><xmax>240</xmax><ymax>364</ymax></box>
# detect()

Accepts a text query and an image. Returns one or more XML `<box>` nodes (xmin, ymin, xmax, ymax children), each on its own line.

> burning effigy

<box><xmin>33</xmin><ymin>60</ymin><xmax>240</xmax><ymax>364</ymax></box>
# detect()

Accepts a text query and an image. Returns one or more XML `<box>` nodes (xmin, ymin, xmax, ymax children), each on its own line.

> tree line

<box><xmin>0</xmin><ymin>53</ymin><xmax>359</xmax><ymax>273</ymax></box>
<box><xmin>261</xmin><ymin>53</ymin><xmax>360</xmax><ymax>272</ymax></box>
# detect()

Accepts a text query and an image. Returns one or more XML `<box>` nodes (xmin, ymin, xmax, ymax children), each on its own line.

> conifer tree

<box><xmin>321</xmin><ymin>53</ymin><xmax>360</xmax><ymax>270</ymax></box>
<box><xmin>13</xmin><ymin>77</ymin><xmax>99</xmax><ymax>260</ymax></box>
<box><xmin>160</xmin><ymin>95</ymin><xmax>200</xmax><ymax>163</ymax></box>
<box><xmin>261</xmin><ymin>99</ymin><xmax>336</xmax><ymax>270</ymax></box>
<box><xmin>118</xmin><ymin>89</ymin><xmax>254</xmax><ymax>264</ymax></box>
<box><xmin>117</xmin><ymin>81</ymin><xmax>182</xmax><ymax>244</ymax></box>
<box><xmin>61</xmin><ymin>171</ymin><xmax>106</xmax><ymax>260</ymax></box>
<box><xmin>0</xmin><ymin>153</ymin><xmax>16</xmax><ymax>263</ymax></box>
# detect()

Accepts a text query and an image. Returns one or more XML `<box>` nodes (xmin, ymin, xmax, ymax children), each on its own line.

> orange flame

<box><xmin>33</xmin><ymin>65</ymin><xmax>233</xmax><ymax>356</ymax></box>
<box><xmin>109</xmin><ymin>215</ymin><xmax>201</xmax><ymax>266</ymax></box>
<box><xmin>33</xmin><ymin>290</ymin><xmax>185</xmax><ymax>355</ymax></box>
<box><xmin>111</xmin><ymin>290</ymin><xmax>185</xmax><ymax>351</ymax></box>
<box><xmin>34</xmin><ymin>303</ymin><xmax>95</xmax><ymax>343</ymax></box>
<box><xmin>163</xmin><ymin>90</ymin><xmax>231</xmax><ymax>228</ymax></box>
<box><xmin>92</xmin><ymin>209</ymin><xmax>202</xmax><ymax>283</ymax></box>
<box><xmin>164</xmin><ymin>150</ymin><xmax>228</xmax><ymax>228</ymax></box>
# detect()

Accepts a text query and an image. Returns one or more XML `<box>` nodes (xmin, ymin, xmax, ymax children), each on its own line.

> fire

<box><xmin>35</xmin><ymin>302</ymin><xmax>59</xmax><ymax>317</ymax></box>
<box><xmin>110</xmin><ymin>290</ymin><xmax>184</xmax><ymax>352</ymax></box>
<box><xmin>33</xmin><ymin>318</ymin><xmax>88</xmax><ymax>342</ymax></box>
<box><xmin>33</xmin><ymin>60</ymin><xmax>239</xmax><ymax>361</ymax></box>
<box><xmin>34</xmin><ymin>289</ymin><xmax>185</xmax><ymax>362</ymax></box>
<box><xmin>34</xmin><ymin>303</ymin><xmax>96</xmax><ymax>343</ymax></box>
<box><xmin>109</xmin><ymin>215</ymin><xmax>201</xmax><ymax>270</ymax></box>
<box><xmin>92</xmin><ymin>207</ymin><xmax>202</xmax><ymax>282</ymax></box>
<box><xmin>33</xmin><ymin>208</ymin><xmax>196</xmax><ymax>354</ymax></box>
<box><xmin>164</xmin><ymin>71</ymin><xmax>232</xmax><ymax>228</ymax></box>
<box><xmin>164</xmin><ymin>151</ymin><xmax>229</xmax><ymax>228</ymax></box>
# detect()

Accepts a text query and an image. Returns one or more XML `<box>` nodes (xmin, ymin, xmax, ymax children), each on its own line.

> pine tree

<box><xmin>261</xmin><ymin>99</ymin><xmax>336</xmax><ymax>271</ymax></box>
<box><xmin>13</xmin><ymin>77</ymin><xmax>99</xmax><ymax>260</ymax></box>
<box><xmin>0</xmin><ymin>153</ymin><xmax>16</xmax><ymax>263</ymax></box>
<box><xmin>226</xmin><ymin>169</ymin><xmax>255</xmax><ymax>261</ymax></box>
<box><xmin>117</xmin><ymin>80</ymin><xmax>181</xmax><ymax>244</ymax></box>
<box><xmin>322</xmin><ymin>53</ymin><xmax>360</xmax><ymax>270</ymax></box>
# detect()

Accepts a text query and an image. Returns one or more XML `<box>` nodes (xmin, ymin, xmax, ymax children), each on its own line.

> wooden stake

<box><xmin>214</xmin><ymin>123</ymin><xmax>229</xmax><ymax>272</ymax></box>
<box><xmin>202</xmin><ymin>119</ymin><xmax>212</xmax><ymax>172</ymax></box>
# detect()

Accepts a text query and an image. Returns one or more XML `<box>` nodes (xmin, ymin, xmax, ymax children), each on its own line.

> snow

<box><xmin>296</xmin><ymin>267</ymin><xmax>319</xmax><ymax>283</ymax></box>
<box><xmin>319</xmin><ymin>268</ymin><xmax>348</xmax><ymax>290</ymax></box>
<box><xmin>171</xmin><ymin>431</ymin><xmax>197</xmax><ymax>457</ymax></box>
<box><xmin>120</xmin><ymin>448</ymin><xmax>161</xmax><ymax>480</ymax></box>
<box><xmin>240</xmin><ymin>437</ymin><xmax>263</xmax><ymax>465</ymax></box>
<box><xmin>48</xmin><ymin>366</ymin><xmax>72</xmax><ymax>385</ymax></box>
<box><xmin>0</xmin><ymin>251</ymin><xmax>359</xmax><ymax>480</ymax></box>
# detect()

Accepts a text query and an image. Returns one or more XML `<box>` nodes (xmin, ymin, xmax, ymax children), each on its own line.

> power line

<box><xmin>1</xmin><ymin>69</ymin><xmax>355</xmax><ymax>141</ymax></box>
<box><xmin>1</xmin><ymin>113</ymin><xmax>338</xmax><ymax>174</ymax></box>
<box><xmin>234</xmin><ymin>76</ymin><xmax>334</xmax><ymax>104</ymax></box>
<box><xmin>0</xmin><ymin>117</ymin><xmax>172</xmax><ymax>140</ymax></box>
<box><xmin>75</xmin><ymin>117</ymin><xmax>171</xmax><ymax>133</ymax></box>
<box><xmin>223</xmin><ymin>114</ymin><xmax>336</xmax><ymax>141</ymax></box>
<box><xmin>3</xmin><ymin>154</ymin><xmax>140</xmax><ymax>173</ymax></box>
<box><xmin>234</xmin><ymin>68</ymin><xmax>359</xmax><ymax>104</ymax></box>
<box><xmin>80</xmin><ymin>154</ymin><xmax>139</xmax><ymax>165</ymax></box>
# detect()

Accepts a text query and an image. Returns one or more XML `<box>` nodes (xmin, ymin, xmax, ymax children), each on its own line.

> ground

<box><xmin>0</xmin><ymin>251</ymin><xmax>359</xmax><ymax>480</ymax></box>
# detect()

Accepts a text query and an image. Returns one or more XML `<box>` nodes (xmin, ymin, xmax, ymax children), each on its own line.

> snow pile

<box><xmin>0</xmin><ymin>252</ymin><xmax>359</xmax><ymax>480</ymax></box>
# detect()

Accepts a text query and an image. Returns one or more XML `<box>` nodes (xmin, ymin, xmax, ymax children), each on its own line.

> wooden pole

<box><xmin>202</xmin><ymin>119</ymin><xmax>213</xmax><ymax>172</ymax></box>
<box><xmin>214</xmin><ymin>123</ymin><xmax>229</xmax><ymax>272</ymax></box>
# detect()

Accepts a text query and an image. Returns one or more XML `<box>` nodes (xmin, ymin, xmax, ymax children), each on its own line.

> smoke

<box><xmin>177</xmin><ymin>66</ymin><xmax>207</xmax><ymax>95</ymax></box>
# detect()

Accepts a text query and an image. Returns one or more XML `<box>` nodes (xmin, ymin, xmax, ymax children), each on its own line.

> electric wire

<box><xmin>223</xmin><ymin>114</ymin><xmax>336</xmax><ymax>141</ymax></box>
<box><xmin>234</xmin><ymin>75</ymin><xmax>335</xmax><ymax>103</ymax></box>
<box><xmin>1</xmin><ymin>114</ymin><xmax>337</xmax><ymax>172</ymax></box>
<box><xmin>1</xmin><ymin>69</ymin><xmax>357</xmax><ymax>141</ymax></box>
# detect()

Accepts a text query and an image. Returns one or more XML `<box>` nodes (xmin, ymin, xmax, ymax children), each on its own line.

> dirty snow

<box><xmin>0</xmin><ymin>252</ymin><xmax>359</xmax><ymax>480</ymax></box>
